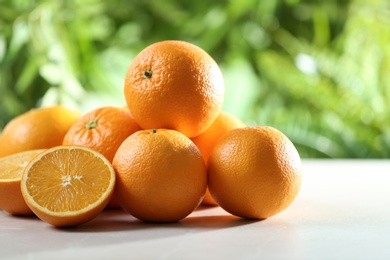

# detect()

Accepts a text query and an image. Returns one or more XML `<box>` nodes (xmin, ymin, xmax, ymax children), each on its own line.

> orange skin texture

<box><xmin>0</xmin><ymin>105</ymin><xmax>81</xmax><ymax>158</ymax></box>
<box><xmin>112</xmin><ymin>129</ymin><xmax>207</xmax><ymax>222</ymax></box>
<box><xmin>124</xmin><ymin>40</ymin><xmax>224</xmax><ymax>138</ymax></box>
<box><xmin>191</xmin><ymin>111</ymin><xmax>246</xmax><ymax>206</ymax></box>
<box><xmin>63</xmin><ymin>106</ymin><xmax>141</xmax><ymax>163</ymax></box>
<box><xmin>192</xmin><ymin>111</ymin><xmax>246</xmax><ymax>163</ymax></box>
<box><xmin>208</xmin><ymin>126</ymin><xmax>302</xmax><ymax>219</ymax></box>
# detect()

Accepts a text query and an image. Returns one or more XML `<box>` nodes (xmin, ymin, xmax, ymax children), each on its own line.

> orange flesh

<box><xmin>0</xmin><ymin>160</ymin><xmax>30</xmax><ymax>180</ymax></box>
<box><xmin>24</xmin><ymin>148</ymin><xmax>113</xmax><ymax>213</ymax></box>
<box><xmin>0</xmin><ymin>150</ymin><xmax>44</xmax><ymax>180</ymax></box>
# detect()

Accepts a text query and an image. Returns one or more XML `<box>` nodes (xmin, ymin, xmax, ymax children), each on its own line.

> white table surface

<box><xmin>1</xmin><ymin>159</ymin><xmax>390</xmax><ymax>260</ymax></box>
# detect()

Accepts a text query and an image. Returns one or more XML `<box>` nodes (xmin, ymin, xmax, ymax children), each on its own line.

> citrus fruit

<box><xmin>112</xmin><ymin>129</ymin><xmax>207</xmax><ymax>222</ymax></box>
<box><xmin>124</xmin><ymin>40</ymin><xmax>225</xmax><ymax>138</ymax></box>
<box><xmin>0</xmin><ymin>105</ymin><xmax>81</xmax><ymax>158</ymax></box>
<box><xmin>63</xmin><ymin>106</ymin><xmax>141</xmax><ymax>209</ymax></box>
<box><xmin>20</xmin><ymin>146</ymin><xmax>116</xmax><ymax>227</ymax></box>
<box><xmin>192</xmin><ymin>111</ymin><xmax>246</xmax><ymax>163</ymax></box>
<box><xmin>0</xmin><ymin>149</ymin><xmax>45</xmax><ymax>215</ymax></box>
<box><xmin>63</xmin><ymin>106</ymin><xmax>141</xmax><ymax>163</ymax></box>
<box><xmin>192</xmin><ymin>111</ymin><xmax>246</xmax><ymax>206</ymax></box>
<box><xmin>208</xmin><ymin>126</ymin><xmax>302</xmax><ymax>219</ymax></box>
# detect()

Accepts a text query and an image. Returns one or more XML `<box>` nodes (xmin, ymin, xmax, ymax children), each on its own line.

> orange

<box><xmin>0</xmin><ymin>149</ymin><xmax>45</xmax><ymax>215</ymax></box>
<box><xmin>191</xmin><ymin>111</ymin><xmax>246</xmax><ymax>206</ymax></box>
<box><xmin>112</xmin><ymin>129</ymin><xmax>207</xmax><ymax>222</ymax></box>
<box><xmin>124</xmin><ymin>40</ymin><xmax>225</xmax><ymax>138</ymax></box>
<box><xmin>0</xmin><ymin>105</ymin><xmax>81</xmax><ymax>158</ymax></box>
<box><xmin>63</xmin><ymin>106</ymin><xmax>141</xmax><ymax>163</ymax></box>
<box><xmin>192</xmin><ymin>111</ymin><xmax>246</xmax><ymax>163</ymax></box>
<box><xmin>208</xmin><ymin>126</ymin><xmax>302</xmax><ymax>219</ymax></box>
<box><xmin>20</xmin><ymin>146</ymin><xmax>116</xmax><ymax>227</ymax></box>
<box><xmin>63</xmin><ymin>106</ymin><xmax>141</xmax><ymax>209</ymax></box>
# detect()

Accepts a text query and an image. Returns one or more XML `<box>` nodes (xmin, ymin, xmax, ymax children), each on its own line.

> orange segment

<box><xmin>0</xmin><ymin>149</ymin><xmax>45</xmax><ymax>215</ymax></box>
<box><xmin>20</xmin><ymin>146</ymin><xmax>115</xmax><ymax>227</ymax></box>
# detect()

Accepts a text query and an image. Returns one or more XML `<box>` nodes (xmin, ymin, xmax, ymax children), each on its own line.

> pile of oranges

<box><xmin>0</xmin><ymin>40</ymin><xmax>302</xmax><ymax>227</ymax></box>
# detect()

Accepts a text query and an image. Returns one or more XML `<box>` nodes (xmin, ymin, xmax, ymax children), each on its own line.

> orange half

<box><xmin>20</xmin><ymin>146</ymin><xmax>115</xmax><ymax>227</ymax></box>
<box><xmin>0</xmin><ymin>149</ymin><xmax>45</xmax><ymax>215</ymax></box>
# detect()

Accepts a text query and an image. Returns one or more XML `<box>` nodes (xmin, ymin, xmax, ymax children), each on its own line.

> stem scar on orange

<box><xmin>63</xmin><ymin>106</ymin><xmax>141</xmax><ymax>163</ymax></box>
<box><xmin>124</xmin><ymin>40</ymin><xmax>225</xmax><ymax>138</ymax></box>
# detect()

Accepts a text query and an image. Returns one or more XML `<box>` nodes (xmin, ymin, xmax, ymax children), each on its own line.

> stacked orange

<box><xmin>0</xmin><ymin>40</ymin><xmax>302</xmax><ymax>227</ymax></box>
<box><xmin>0</xmin><ymin>105</ymin><xmax>81</xmax><ymax>158</ymax></box>
<box><xmin>191</xmin><ymin>111</ymin><xmax>246</xmax><ymax>206</ymax></box>
<box><xmin>63</xmin><ymin>106</ymin><xmax>141</xmax><ymax>209</ymax></box>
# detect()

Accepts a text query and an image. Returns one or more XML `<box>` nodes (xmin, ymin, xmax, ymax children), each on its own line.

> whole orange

<box><xmin>208</xmin><ymin>126</ymin><xmax>302</xmax><ymax>219</ymax></box>
<box><xmin>191</xmin><ymin>111</ymin><xmax>245</xmax><ymax>206</ymax></box>
<box><xmin>62</xmin><ymin>106</ymin><xmax>141</xmax><ymax>210</ymax></box>
<box><xmin>0</xmin><ymin>105</ymin><xmax>81</xmax><ymax>158</ymax></box>
<box><xmin>112</xmin><ymin>129</ymin><xmax>207</xmax><ymax>222</ymax></box>
<box><xmin>192</xmin><ymin>111</ymin><xmax>246</xmax><ymax>164</ymax></box>
<box><xmin>124</xmin><ymin>40</ymin><xmax>225</xmax><ymax>138</ymax></box>
<box><xmin>63</xmin><ymin>106</ymin><xmax>141</xmax><ymax>162</ymax></box>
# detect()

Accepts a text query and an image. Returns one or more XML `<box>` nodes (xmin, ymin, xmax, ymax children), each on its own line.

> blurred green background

<box><xmin>1</xmin><ymin>0</ymin><xmax>389</xmax><ymax>158</ymax></box>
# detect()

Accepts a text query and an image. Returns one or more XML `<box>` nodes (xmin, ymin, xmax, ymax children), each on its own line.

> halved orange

<box><xmin>0</xmin><ymin>149</ymin><xmax>45</xmax><ymax>215</ymax></box>
<box><xmin>20</xmin><ymin>146</ymin><xmax>115</xmax><ymax>227</ymax></box>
